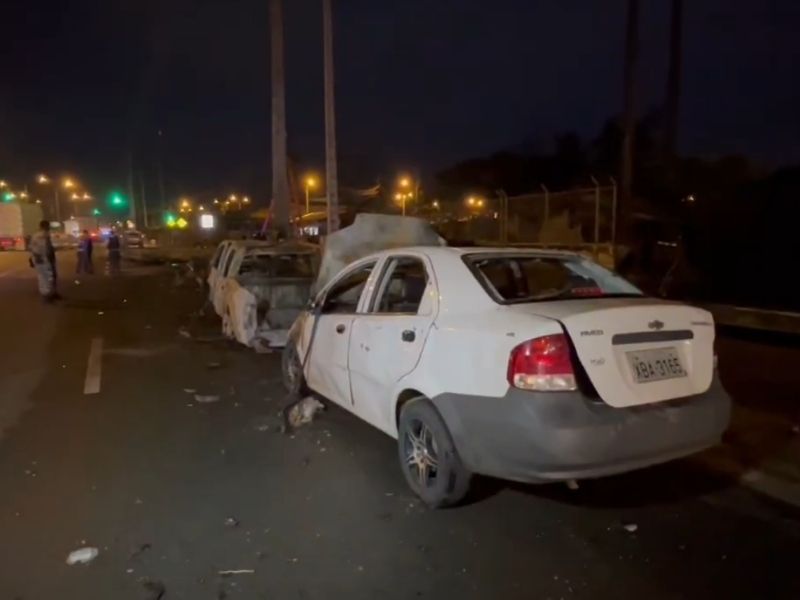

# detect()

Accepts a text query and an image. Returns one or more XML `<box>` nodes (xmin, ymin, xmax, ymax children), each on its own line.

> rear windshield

<box><xmin>465</xmin><ymin>254</ymin><xmax>642</xmax><ymax>303</ymax></box>
<box><xmin>239</xmin><ymin>253</ymin><xmax>313</xmax><ymax>278</ymax></box>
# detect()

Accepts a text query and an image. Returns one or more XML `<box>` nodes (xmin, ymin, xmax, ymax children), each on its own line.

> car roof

<box><xmin>365</xmin><ymin>246</ymin><xmax>581</xmax><ymax>260</ymax></box>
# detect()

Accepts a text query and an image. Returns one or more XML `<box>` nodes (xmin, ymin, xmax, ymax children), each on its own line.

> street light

<box><xmin>37</xmin><ymin>174</ymin><xmax>49</xmax><ymax>184</ymax></box>
<box><xmin>432</xmin><ymin>200</ymin><xmax>440</xmax><ymax>209</ymax></box>
<box><xmin>242</xmin><ymin>196</ymin><xmax>250</xmax><ymax>204</ymax></box>
<box><xmin>304</xmin><ymin>175</ymin><xmax>317</xmax><ymax>214</ymax></box>
<box><xmin>0</xmin><ymin>180</ymin><xmax>7</xmax><ymax>189</ymax></box>
<box><xmin>63</xmin><ymin>178</ymin><xmax>75</xmax><ymax>189</ymax></box>
<box><xmin>399</xmin><ymin>176</ymin><xmax>410</xmax><ymax>188</ymax></box>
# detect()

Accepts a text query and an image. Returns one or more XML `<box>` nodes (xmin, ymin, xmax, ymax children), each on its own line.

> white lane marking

<box><xmin>83</xmin><ymin>337</ymin><xmax>104</xmax><ymax>395</ymax></box>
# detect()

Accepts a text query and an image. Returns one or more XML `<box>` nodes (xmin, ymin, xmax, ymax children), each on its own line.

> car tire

<box><xmin>397</xmin><ymin>397</ymin><xmax>472</xmax><ymax>508</ymax></box>
<box><xmin>282</xmin><ymin>343</ymin><xmax>307</xmax><ymax>395</ymax></box>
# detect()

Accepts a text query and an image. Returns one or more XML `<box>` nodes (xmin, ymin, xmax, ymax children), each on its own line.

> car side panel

<box><xmin>386</xmin><ymin>309</ymin><xmax>563</xmax><ymax>437</ymax></box>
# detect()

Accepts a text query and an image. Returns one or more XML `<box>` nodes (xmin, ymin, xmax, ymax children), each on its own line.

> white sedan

<box><xmin>283</xmin><ymin>247</ymin><xmax>730</xmax><ymax>507</ymax></box>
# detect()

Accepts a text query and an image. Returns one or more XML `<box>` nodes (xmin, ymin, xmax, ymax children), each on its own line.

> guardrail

<box><xmin>703</xmin><ymin>304</ymin><xmax>800</xmax><ymax>335</ymax></box>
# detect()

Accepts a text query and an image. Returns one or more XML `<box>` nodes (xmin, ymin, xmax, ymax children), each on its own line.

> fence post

<box><xmin>496</xmin><ymin>189</ymin><xmax>508</xmax><ymax>244</ymax></box>
<box><xmin>590</xmin><ymin>176</ymin><xmax>600</xmax><ymax>259</ymax></box>
<box><xmin>540</xmin><ymin>184</ymin><xmax>549</xmax><ymax>223</ymax></box>
<box><xmin>610</xmin><ymin>176</ymin><xmax>618</xmax><ymax>262</ymax></box>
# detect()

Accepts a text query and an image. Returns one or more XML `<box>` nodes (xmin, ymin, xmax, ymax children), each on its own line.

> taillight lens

<box><xmin>507</xmin><ymin>334</ymin><xmax>577</xmax><ymax>392</ymax></box>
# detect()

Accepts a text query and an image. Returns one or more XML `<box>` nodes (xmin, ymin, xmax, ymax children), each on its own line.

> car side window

<box><xmin>211</xmin><ymin>244</ymin><xmax>225</xmax><ymax>268</ymax></box>
<box><xmin>222</xmin><ymin>249</ymin><xmax>237</xmax><ymax>277</ymax></box>
<box><xmin>370</xmin><ymin>257</ymin><xmax>429</xmax><ymax>314</ymax></box>
<box><xmin>321</xmin><ymin>262</ymin><xmax>376</xmax><ymax>314</ymax></box>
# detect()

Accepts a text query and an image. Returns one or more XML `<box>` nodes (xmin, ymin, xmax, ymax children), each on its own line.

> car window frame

<box><xmin>221</xmin><ymin>247</ymin><xmax>239</xmax><ymax>277</ymax></box>
<box><xmin>367</xmin><ymin>254</ymin><xmax>431</xmax><ymax>316</ymax></box>
<box><xmin>317</xmin><ymin>258</ymin><xmax>380</xmax><ymax>315</ymax></box>
<box><xmin>462</xmin><ymin>252</ymin><xmax>643</xmax><ymax>305</ymax></box>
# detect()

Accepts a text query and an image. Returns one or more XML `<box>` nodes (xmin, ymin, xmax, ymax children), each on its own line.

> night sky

<box><xmin>1</xmin><ymin>0</ymin><xmax>798</xmax><ymax>205</ymax></box>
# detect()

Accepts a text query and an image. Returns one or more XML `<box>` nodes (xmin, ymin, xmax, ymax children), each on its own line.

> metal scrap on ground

<box><xmin>66</xmin><ymin>547</ymin><xmax>99</xmax><ymax>565</ymax></box>
<box><xmin>285</xmin><ymin>396</ymin><xmax>325</xmax><ymax>430</ymax></box>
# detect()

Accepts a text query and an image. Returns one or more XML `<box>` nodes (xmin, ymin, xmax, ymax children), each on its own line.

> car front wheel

<box><xmin>397</xmin><ymin>398</ymin><xmax>472</xmax><ymax>508</ymax></box>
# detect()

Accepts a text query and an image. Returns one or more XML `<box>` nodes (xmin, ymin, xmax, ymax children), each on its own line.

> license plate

<box><xmin>627</xmin><ymin>347</ymin><xmax>687</xmax><ymax>383</ymax></box>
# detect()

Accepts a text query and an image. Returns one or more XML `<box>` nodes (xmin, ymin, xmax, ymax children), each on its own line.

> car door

<box><xmin>305</xmin><ymin>260</ymin><xmax>379</xmax><ymax>409</ymax></box>
<box><xmin>207</xmin><ymin>242</ymin><xmax>229</xmax><ymax>291</ymax></box>
<box><xmin>347</xmin><ymin>254</ymin><xmax>437</xmax><ymax>434</ymax></box>
<box><xmin>213</xmin><ymin>247</ymin><xmax>240</xmax><ymax>316</ymax></box>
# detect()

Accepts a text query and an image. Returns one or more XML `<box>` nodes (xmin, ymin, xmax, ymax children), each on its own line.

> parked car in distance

<box><xmin>283</xmin><ymin>247</ymin><xmax>731</xmax><ymax>507</ymax></box>
<box><xmin>123</xmin><ymin>230</ymin><xmax>144</xmax><ymax>248</ymax></box>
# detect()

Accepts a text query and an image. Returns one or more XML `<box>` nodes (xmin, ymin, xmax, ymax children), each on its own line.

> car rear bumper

<box><xmin>430</xmin><ymin>377</ymin><xmax>731</xmax><ymax>483</ymax></box>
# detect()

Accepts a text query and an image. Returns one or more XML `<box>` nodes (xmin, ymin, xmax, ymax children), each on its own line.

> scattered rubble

<box><xmin>285</xmin><ymin>396</ymin><xmax>325</xmax><ymax>430</ymax></box>
<box><xmin>178</xmin><ymin>327</ymin><xmax>192</xmax><ymax>339</ymax></box>
<box><xmin>224</xmin><ymin>517</ymin><xmax>240</xmax><ymax>528</ymax></box>
<box><xmin>140</xmin><ymin>578</ymin><xmax>166</xmax><ymax>600</ymax></box>
<box><xmin>183</xmin><ymin>388</ymin><xmax>197</xmax><ymax>394</ymax></box>
<box><xmin>566</xmin><ymin>479</ymin><xmax>580</xmax><ymax>491</ymax></box>
<box><xmin>622</xmin><ymin>523</ymin><xmax>638</xmax><ymax>533</ymax></box>
<box><xmin>219</xmin><ymin>569</ymin><xmax>255</xmax><ymax>577</ymax></box>
<box><xmin>195</xmin><ymin>394</ymin><xmax>221</xmax><ymax>404</ymax></box>
<box><xmin>129</xmin><ymin>542</ymin><xmax>151</xmax><ymax>559</ymax></box>
<box><xmin>66</xmin><ymin>547</ymin><xmax>99</xmax><ymax>565</ymax></box>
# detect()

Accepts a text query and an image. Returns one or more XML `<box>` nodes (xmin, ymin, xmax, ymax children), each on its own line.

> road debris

<box><xmin>219</xmin><ymin>569</ymin><xmax>255</xmax><ymax>576</ymax></box>
<box><xmin>225</xmin><ymin>517</ymin><xmax>240</xmax><ymax>528</ymax></box>
<box><xmin>129</xmin><ymin>542</ymin><xmax>151</xmax><ymax>559</ymax></box>
<box><xmin>285</xmin><ymin>396</ymin><xmax>325</xmax><ymax>430</ymax></box>
<box><xmin>252</xmin><ymin>339</ymin><xmax>273</xmax><ymax>354</ymax></box>
<box><xmin>207</xmin><ymin>361</ymin><xmax>223</xmax><ymax>369</ymax></box>
<box><xmin>183</xmin><ymin>388</ymin><xmax>197</xmax><ymax>394</ymax></box>
<box><xmin>195</xmin><ymin>394</ymin><xmax>221</xmax><ymax>404</ymax></box>
<box><xmin>97</xmin><ymin>311</ymin><xmax>104</xmax><ymax>316</ymax></box>
<box><xmin>622</xmin><ymin>522</ymin><xmax>638</xmax><ymax>533</ymax></box>
<box><xmin>178</xmin><ymin>327</ymin><xmax>192</xmax><ymax>339</ymax></box>
<box><xmin>566</xmin><ymin>479</ymin><xmax>580</xmax><ymax>491</ymax></box>
<box><xmin>140</xmin><ymin>578</ymin><xmax>166</xmax><ymax>600</ymax></box>
<box><xmin>66</xmin><ymin>547</ymin><xmax>99</xmax><ymax>565</ymax></box>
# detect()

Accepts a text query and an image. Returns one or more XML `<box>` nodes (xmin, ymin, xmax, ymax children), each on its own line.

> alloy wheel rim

<box><xmin>404</xmin><ymin>418</ymin><xmax>439</xmax><ymax>488</ymax></box>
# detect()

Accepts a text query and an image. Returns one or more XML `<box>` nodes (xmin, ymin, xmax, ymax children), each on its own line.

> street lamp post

<box><xmin>304</xmin><ymin>176</ymin><xmax>317</xmax><ymax>214</ymax></box>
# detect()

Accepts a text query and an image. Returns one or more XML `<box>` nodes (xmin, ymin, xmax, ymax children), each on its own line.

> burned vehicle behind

<box><xmin>219</xmin><ymin>242</ymin><xmax>319</xmax><ymax>349</ymax></box>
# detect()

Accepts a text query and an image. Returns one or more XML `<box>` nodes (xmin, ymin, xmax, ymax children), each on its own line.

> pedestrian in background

<box><xmin>76</xmin><ymin>230</ymin><xmax>94</xmax><ymax>275</ymax></box>
<box><xmin>107</xmin><ymin>228</ymin><xmax>121</xmax><ymax>275</ymax></box>
<box><xmin>29</xmin><ymin>220</ymin><xmax>60</xmax><ymax>302</ymax></box>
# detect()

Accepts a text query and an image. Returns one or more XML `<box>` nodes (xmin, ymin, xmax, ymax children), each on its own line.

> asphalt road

<box><xmin>0</xmin><ymin>249</ymin><xmax>799</xmax><ymax>600</ymax></box>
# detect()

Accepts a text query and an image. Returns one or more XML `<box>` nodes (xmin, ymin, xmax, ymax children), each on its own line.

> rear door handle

<box><xmin>336</xmin><ymin>324</ymin><xmax>346</xmax><ymax>334</ymax></box>
<box><xmin>401</xmin><ymin>329</ymin><xmax>416</xmax><ymax>342</ymax></box>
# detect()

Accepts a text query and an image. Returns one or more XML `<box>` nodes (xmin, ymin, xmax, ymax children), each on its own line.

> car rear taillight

<box><xmin>507</xmin><ymin>334</ymin><xmax>577</xmax><ymax>392</ymax></box>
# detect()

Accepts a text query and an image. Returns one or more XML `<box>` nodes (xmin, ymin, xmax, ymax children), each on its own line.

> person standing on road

<box><xmin>29</xmin><ymin>220</ymin><xmax>60</xmax><ymax>302</ymax></box>
<box><xmin>76</xmin><ymin>230</ymin><xmax>94</xmax><ymax>275</ymax></box>
<box><xmin>107</xmin><ymin>228</ymin><xmax>121</xmax><ymax>274</ymax></box>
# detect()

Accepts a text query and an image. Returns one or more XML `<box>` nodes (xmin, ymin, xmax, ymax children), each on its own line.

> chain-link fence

<box><xmin>439</xmin><ymin>183</ymin><xmax>617</xmax><ymax>266</ymax></box>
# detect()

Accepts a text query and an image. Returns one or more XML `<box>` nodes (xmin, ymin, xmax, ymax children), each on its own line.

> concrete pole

<box><xmin>128</xmin><ymin>152</ymin><xmax>138</xmax><ymax>228</ymax></box>
<box><xmin>270</xmin><ymin>0</ymin><xmax>290</xmax><ymax>237</ymax></box>
<box><xmin>323</xmin><ymin>0</ymin><xmax>340</xmax><ymax>233</ymax></box>
<box><xmin>620</xmin><ymin>0</ymin><xmax>640</xmax><ymax>243</ymax></box>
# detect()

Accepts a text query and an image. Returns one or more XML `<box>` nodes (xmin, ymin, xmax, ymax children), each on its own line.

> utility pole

<box><xmin>323</xmin><ymin>0</ymin><xmax>340</xmax><ymax>233</ymax></box>
<box><xmin>127</xmin><ymin>152</ymin><xmax>138</xmax><ymax>227</ymax></box>
<box><xmin>270</xmin><ymin>0</ymin><xmax>290</xmax><ymax>237</ymax></box>
<box><xmin>663</xmin><ymin>0</ymin><xmax>683</xmax><ymax>163</ymax></box>
<box><xmin>139</xmin><ymin>173</ymin><xmax>148</xmax><ymax>229</ymax></box>
<box><xmin>157</xmin><ymin>129</ymin><xmax>166</xmax><ymax>221</ymax></box>
<box><xmin>619</xmin><ymin>0</ymin><xmax>640</xmax><ymax>244</ymax></box>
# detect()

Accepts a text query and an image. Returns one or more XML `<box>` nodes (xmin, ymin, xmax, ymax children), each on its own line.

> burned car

<box><xmin>215</xmin><ymin>241</ymin><xmax>319</xmax><ymax>349</ymax></box>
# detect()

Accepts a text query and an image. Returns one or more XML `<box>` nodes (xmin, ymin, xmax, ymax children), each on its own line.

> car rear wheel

<box><xmin>397</xmin><ymin>398</ymin><xmax>472</xmax><ymax>508</ymax></box>
<box><xmin>282</xmin><ymin>343</ymin><xmax>307</xmax><ymax>395</ymax></box>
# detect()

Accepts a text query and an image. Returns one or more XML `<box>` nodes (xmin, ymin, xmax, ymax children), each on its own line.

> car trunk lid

<box><xmin>506</xmin><ymin>297</ymin><xmax>715</xmax><ymax>408</ymax></box>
